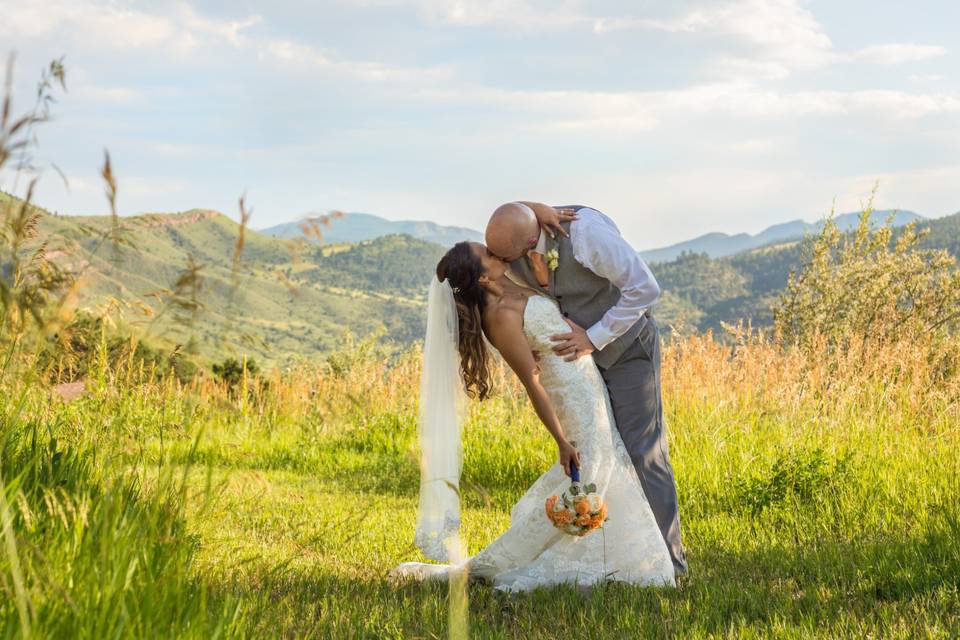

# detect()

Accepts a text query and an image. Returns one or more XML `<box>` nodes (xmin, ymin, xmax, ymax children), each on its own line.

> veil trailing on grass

<box><xmin>413</xmin><ymin>276</ymin><xmax>467</xmax><ymax>563</ymax></box>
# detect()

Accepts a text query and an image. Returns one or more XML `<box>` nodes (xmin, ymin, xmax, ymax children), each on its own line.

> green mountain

<box><xmin>11</xmin><ymin>197</ymin><xmax>445</xmax><ymax>367</ymax></box>
<box><xmin>261</xmin><ymin>212</ymin><xmax>483</xmax><ymax>246</ymax></box>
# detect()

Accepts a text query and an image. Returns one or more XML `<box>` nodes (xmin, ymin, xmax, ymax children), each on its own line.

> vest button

<box><xmin>563</xmin><ymin>312</ymin><xmax>569</xmax><ymax>318</ymax></box>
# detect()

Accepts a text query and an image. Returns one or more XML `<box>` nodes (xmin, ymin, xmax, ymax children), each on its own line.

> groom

<box><xmin>485</xmin><ymin>201</ymin><xmax>687</xmax><ymax>575</ymax></box>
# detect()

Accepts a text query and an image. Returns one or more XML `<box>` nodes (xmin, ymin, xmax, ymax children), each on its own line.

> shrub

<box><xmin>36</xmin><ymin>312</ymin><xmax>200</xmax><ymax>383</ymax></box>
<box><xmin>212</xmin><ymin>356</ymin><xmax>260</xmax><ymax>387</ymax></box>
<box><xmin>774</xmin><ymin>203</ymin><xmax>960</xmax><ymax>349</ymax></box>
<box><xmin>734</xmin><ymin>447</ymin><xmax>851</xmax><ymax>515</ymax></box>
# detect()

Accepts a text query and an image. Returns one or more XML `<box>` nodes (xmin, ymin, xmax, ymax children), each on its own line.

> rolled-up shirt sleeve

<box><xmin>571</xmin><ymin>210</ymin><xmax>661</xmax><ymax>351</ymax></box>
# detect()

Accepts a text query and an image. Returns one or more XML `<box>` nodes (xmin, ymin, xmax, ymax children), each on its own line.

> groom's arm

<box><xmin>575</xmin><ymin>212</ymin><xmax>661</xmax><ymax>352</ymax></box>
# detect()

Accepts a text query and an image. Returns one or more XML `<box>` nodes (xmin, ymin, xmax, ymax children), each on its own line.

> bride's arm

<box><xmin>487</xmin><ymin>310</ymin><xmax>582</xmax><ymax>476</ymax></box>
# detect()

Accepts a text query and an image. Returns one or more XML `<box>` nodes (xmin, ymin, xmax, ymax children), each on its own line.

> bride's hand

<box><xmin>557</xmin><ymin>440</ymin><xmax>582</xmax><ymax>477</ymax></box>
<box><xmin>529</xmin><ymin>204</ymin><xmax>578</xmax><ymax>239</ymax></box>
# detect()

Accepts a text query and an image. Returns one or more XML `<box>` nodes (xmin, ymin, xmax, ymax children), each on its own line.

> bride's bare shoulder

<box><xmin>482</xmin><ymin>297</ymin><xmax>525</xmax><ymax>339</ymax></box>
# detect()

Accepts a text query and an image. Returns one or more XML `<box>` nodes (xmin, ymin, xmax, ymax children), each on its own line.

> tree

<box><xmin>774</xmin><ymin>205</ymin><xmax>960</xmax><ymax>349</ymax></box>
<box><xmin>211</xmin><ymin>356</ymin><xmax>259</xmax><ymax>387</ymax></box>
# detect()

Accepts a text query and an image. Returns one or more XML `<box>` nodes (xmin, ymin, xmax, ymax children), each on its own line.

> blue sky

<box><xmin>1</xmin><ymin>0</ymin><xmax>958</xmax><ymax>250</ymax></box>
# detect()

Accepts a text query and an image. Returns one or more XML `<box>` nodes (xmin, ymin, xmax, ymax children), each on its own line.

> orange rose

<box><xmin>554</xmin><ymin>509</ymin><xmax>574</xmax><ymax>525</ymax></box>
<box><xmin>599</xmin><ymin>503</ymin><xmax>608</xmax><ymax>520</ymax></box>
<box><xmin>545</xmin><ymin>495</ymin><xmax>558</xmax><ymax>521</ymax></box>
<box><xmin>590</xmin><ymin>515</ymin><xmax>603</xmax><ymax>528</ymax></box>
<box><xmin>575</xmin><ymin>499</ymin><xmax>591</xmax><ymax>515</ymax></box>
<box><xmin>576</xmin><ymin>515</ymin><xmax>592</xmax><ymax>527</ymax></box>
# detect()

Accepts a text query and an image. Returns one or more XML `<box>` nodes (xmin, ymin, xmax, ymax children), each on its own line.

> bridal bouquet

<box><xmin>545</xmin><ymin>465</ymin><xmax>607</xmax><ymax>537</ymax></box>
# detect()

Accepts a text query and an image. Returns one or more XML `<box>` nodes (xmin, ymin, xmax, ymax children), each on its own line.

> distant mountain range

<box><xmin>260</xmin><ymin>212</ymin><xmax>483</xmax><ymax>246</ymax></box>
<box><xmin>640</xmin><ymin>210</ymin><xmax>925</xmax><ymax>263</ymax></box>
<box><xmin>262</xmin><ymin>209</ymin><xmax>927</xmax><ymax>265</ymax></box>
<box><xmin>10</xmin><ymin>188</ymin><xmax>957</xmax><ymax>363</ymax></box>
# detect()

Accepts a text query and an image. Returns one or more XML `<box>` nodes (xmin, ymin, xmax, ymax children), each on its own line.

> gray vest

<box><xmin>511</xmin><ymin>206</ymin><xmax>649</xmax><ymax>369</ymax></box>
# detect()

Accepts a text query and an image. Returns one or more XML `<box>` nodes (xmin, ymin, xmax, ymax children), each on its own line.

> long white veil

<box><xmin>413</xmin><ymin>275</ymin><xmax>467</xmax><ymax>563</ymax></box>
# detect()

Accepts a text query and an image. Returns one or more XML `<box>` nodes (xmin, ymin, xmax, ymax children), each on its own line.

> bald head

<box><xmin>486</xmin><ymin>202</ymin><xmax>540</xmax><ymax>262</ymax></box>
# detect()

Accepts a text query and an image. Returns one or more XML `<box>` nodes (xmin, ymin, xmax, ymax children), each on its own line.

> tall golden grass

<box><xmin>665</xmin><ymin>327</ymin><xmax>960</xmax><ymax>422</ymax></box>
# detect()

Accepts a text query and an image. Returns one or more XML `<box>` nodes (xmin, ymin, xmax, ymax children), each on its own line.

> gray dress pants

<box><xmin>599</xmin><ymin>315</ymin><xmax>688</xmax><ymax>573</ymax></box>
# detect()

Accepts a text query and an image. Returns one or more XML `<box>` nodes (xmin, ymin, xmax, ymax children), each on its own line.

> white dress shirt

<box><xmin>536</xmin><ymin>208</ymin><xmax>661</xmax><ymax>351</ymax></box>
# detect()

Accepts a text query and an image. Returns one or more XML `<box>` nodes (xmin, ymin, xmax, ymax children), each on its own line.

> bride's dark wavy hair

<box><xmin>436</xmin><ymin>242</ymin><xmax>492</xmax><ymax>400</ymax></box>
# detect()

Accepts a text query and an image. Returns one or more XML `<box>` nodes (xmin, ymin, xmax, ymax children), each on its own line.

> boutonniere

<box><xmin>545</xmin><ymin>248</ymin><xmax>560</xmax><ymax>271</ymax></box>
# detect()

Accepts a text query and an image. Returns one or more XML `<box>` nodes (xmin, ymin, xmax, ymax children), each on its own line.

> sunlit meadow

<box><xmin>1</xmin><ymin>57</ymin><xmax>959</xmax><ymax>640</ymax></box>
<box><xmin>1</xmin><ymin>324</ymin><xmax>958</xmax><ymax>638</ymax></box>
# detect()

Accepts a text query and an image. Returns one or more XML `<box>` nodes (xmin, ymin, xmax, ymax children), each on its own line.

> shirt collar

<box><xmin>533</xmin><ymin>229</ymin><xmax>548</xmax><ymax>255</ymax></box>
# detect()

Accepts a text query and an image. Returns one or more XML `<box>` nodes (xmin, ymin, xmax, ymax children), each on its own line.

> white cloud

<box><xmin>3</xmin><ymin>0</ymin><xmax>453</xmax><ymax>88</ymax></box>
<box><xmin>4</xmin><ymin>0</ymin><xmax>958</xmax><ymax>242</ymax></box>
<box><xmin>0</xmin><ymin>0</ymin><xmax>261</xmax><ymax>53</ymax></box>
<box><xmin>257</xmin><ymin>38</ymin><xmax>454</xmax><ymax>83</ymax></box>
<box><xmin>824</xmin><ymin>165</ymin><xmax>960</xmax><ymax>219</ymax></box>
<box><xmin>592</xmin><ymin>1</ymin><xmax>947</xmax><ymax>82</ymax></box>
<box><xmin>852</xmin><ymin>44</ymin><xmax>947</xmax><ymax>65</ymax></box>
<box><xmin>593</xmin><ymin>13</ymin><xmax>707</xmax><ymax>34</ymax></box>
<box><xmin>65</xmin><ymin>173</ymin><xmax>188</xmax><ymax>198</ymax></box>
<box><xmin>566</xmin><ymin>165</ymin><xmax>960</xmax><ymax>249</ymax></box>
<box><xmin>337</xmin><ymin>0</ymin><xmax>587</xmax><ymax>28</ymax></box>
<box><xmin>352</xmin><ymin>0</ymin><xmax>589</xmax><ymax>28</ymax></box>
<box><xmin>909</xmin><ymin>74</ymin><xmax>946</xmax><ymax>83</ymax></box>
<box><xmin>416</xmin><ymin>81</ymin><xmax>960</xmax><ymax>136</ymax></box>
<box><xmin>727</xmin><ymin>136</ymin><xmax>790</xmax><ymax>154</ymax></box>
<box><xmin>421</xmin><ymin>0</ymin><xmax>570</xmax><ymax>27</ymax></box>
<box><xmin>595</xmin><ymin>0</ymin><xmax>836</xmax><ymax>80</ymax></box>
<box><xmin>74</xmin><ymin>85</ymin><xmax>145</xmax><ymax>105</ymax></box>
<box><xmin>790</xmin><ymin>90</ymin><xmax>960</xmax><ymax>120</ymax></box>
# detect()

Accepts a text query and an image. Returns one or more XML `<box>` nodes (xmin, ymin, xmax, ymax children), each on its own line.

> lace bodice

<box><xmin>521</xmin><ymin>295</ymin><xmax>627</xmax><ymax>475</ymax></box>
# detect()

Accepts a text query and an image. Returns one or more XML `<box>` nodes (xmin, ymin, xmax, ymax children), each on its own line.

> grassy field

<box><xmin>2</xmin><ymin>329</ymin><xmax>958</xmax><ymax>639</ymax></box>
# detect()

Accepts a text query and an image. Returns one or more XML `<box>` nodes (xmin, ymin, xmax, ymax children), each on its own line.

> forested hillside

<box><xmin>9</xmin><ymin>194</ymin><xmax>442</xmax><ymax>366</ymax></box>
<box><xmin>654</xmin><ymin>212</ymin><xmax>960</xmax><ymax>333</ymax></box>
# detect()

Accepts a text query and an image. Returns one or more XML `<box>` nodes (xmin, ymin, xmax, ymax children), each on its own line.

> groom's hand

<box><xmin>550</xmin><ymin>319</ymin><xmax>596</xmax><ymax>362</ymax></box>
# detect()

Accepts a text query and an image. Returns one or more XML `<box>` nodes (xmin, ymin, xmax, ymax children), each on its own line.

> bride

<box><xmin>392</xmin><ymin>240</ymin><xmax>675</xmax><ymax>592</ymax></box>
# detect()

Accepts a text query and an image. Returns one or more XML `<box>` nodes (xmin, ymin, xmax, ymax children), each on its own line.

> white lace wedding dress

<box><xmin>394</xmin><ymin>295</ymin><xmax>675</xmax><ymax>592</ymax></box>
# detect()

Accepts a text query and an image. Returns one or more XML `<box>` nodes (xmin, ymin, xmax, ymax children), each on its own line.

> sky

<box><xmin>1</xmin><ymin>0</ymin><xmax>958</xmax><ymax>250</ymax></box>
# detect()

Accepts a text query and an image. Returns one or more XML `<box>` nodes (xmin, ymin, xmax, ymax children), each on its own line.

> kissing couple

<box><xmin>393</xmin><ymin>202</ymin><xmax>687</xmax><ymax>592</ymax></box>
